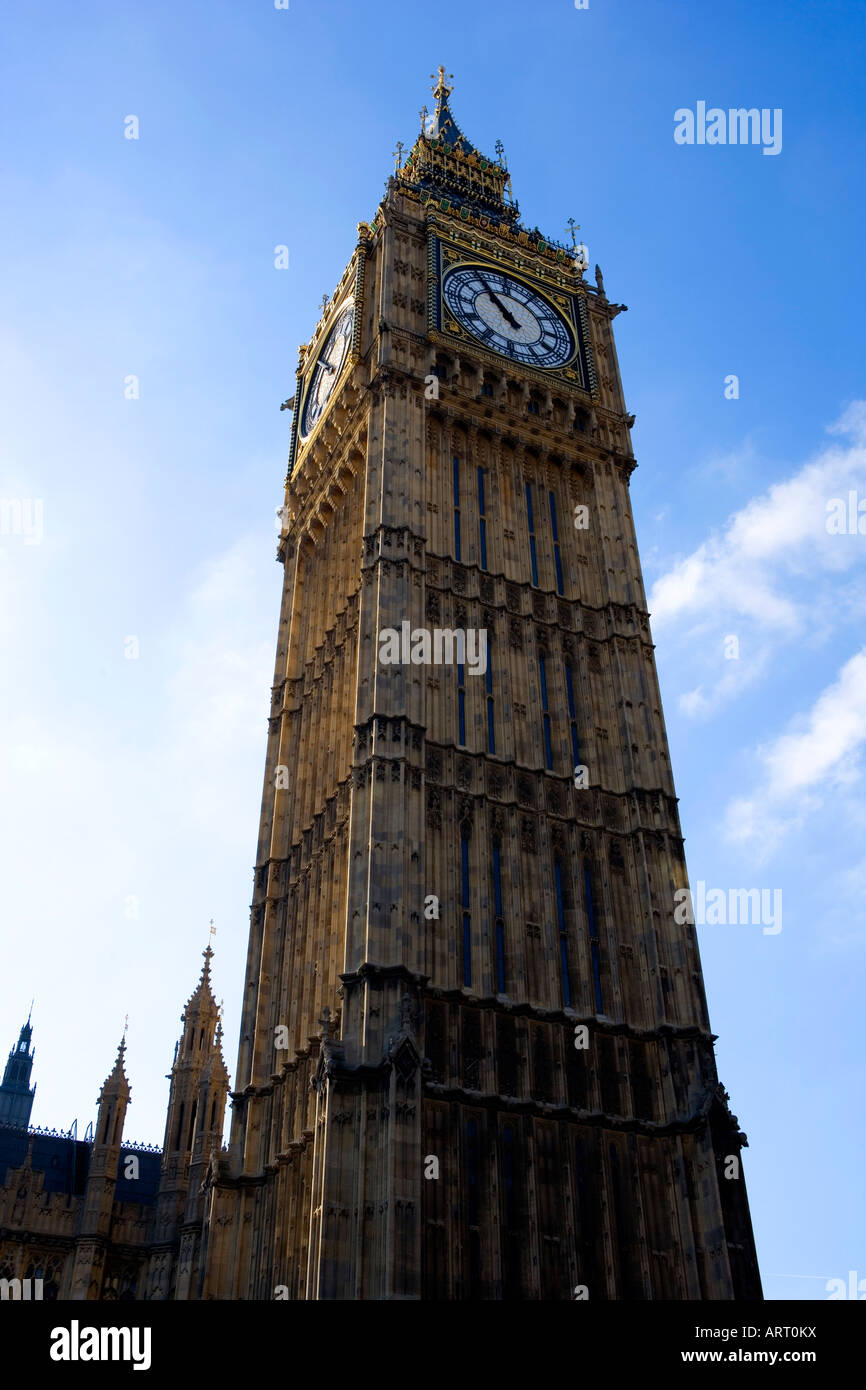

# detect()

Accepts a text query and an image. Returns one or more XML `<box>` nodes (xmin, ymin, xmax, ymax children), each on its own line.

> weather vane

<box><xmin>393</xmin><ymin>140</ymin><xmax>405</xmax><ymax>172</ymax></box>
<box><xmin>566</xmin><ymin>218</ymin><xmax>581</xmax><ymax>250</ymax></box>
<box><xmin>209</xmin><ymin>918</ymin><xmax>216</xmax><ymax>939</ymax></box>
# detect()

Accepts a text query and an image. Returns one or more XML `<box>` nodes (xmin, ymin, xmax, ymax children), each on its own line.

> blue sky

<box><xmin>1</xmin><ymin>0</ymin><xmax>864</xmax><ymax>1301</ymax></box>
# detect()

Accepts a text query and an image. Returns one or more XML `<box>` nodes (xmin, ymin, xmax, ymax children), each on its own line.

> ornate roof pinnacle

<box><xmin>98</xmin><ymin>1032</ymin><xmax>131</xmax><ymax>1101</ymax></box>
<box><xmin>199</xmin><ymin>918</ymin><xmax>217</xmax><ymax>985</ymax></box>
<box><xmin>430</xmin><ymin>65</ymin><xmax>453</xmax><ymax>113</ymax></box>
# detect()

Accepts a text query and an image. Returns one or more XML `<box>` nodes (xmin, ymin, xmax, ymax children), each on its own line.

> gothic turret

<box><xmin>69</xmin><ymin>1035</ymin><xmax>130</xmax><ymax>1299</ymax></box>
<box><xmin>146</xmin><ymin>941</ymin><xmax>228</xmax><ymax>1299</ymax></box>
<box><xmin>161</xmin><ymin>944</ymin><xmax>224</xmax><ymax>1167</ymax></box>
<box><xmin>0</xmin><ymin>1013</ymin><xmax>36</xmax><ymax>1129</ymax></box>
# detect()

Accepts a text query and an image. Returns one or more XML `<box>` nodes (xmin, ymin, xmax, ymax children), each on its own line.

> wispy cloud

<box><xmin>724</xmin><ymin>645</ymin><xmax>866</xmax><ymax>856</ymax></box>
<box><xmin>649</xmin><ymin>402</ymin><xmax>866</xmax><ymax>718</ymax></box>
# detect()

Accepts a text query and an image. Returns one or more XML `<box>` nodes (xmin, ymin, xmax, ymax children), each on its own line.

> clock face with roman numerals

<box><xmin>300</xmin><ymin>298</ymin><xmax>355</xmax><ymax>440</ymax></box>
<box><xmin>442</xmin><ymin>265</ymin><xmax>575</xmax><ymax>368</ymax></box>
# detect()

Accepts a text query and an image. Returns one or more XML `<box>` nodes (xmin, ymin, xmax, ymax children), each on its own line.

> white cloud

<box><xmin>649</xmin><ymin>402</ymin><xmax>866</xmax><ymax>718</ymax></box>
<box><xmin>724</xmin><ymin>646</ymin><xmax>866</xmax><ymax>853</ymax></box>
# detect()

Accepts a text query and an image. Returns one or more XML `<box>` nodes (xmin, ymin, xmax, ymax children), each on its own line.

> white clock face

<box><xmin>300</xmin><ymin>298</ymin><xmax>354</xmax><ymax>439</ymax></box>
<box><xmin>442</xmin><ymin>266</ymin><xmax>575</xmax><ymax>368</ymax></box>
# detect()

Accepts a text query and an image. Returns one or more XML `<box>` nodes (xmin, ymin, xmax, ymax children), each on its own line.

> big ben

<box><xmin>200</xmin><ymin>69</ymin><xmax>762</xmax><ymax>1301</ymax></box>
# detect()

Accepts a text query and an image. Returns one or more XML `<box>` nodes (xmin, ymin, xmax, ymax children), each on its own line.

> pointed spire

<box><xmin>431</xmin><ymin>65</ymin><xmax>454</xmax><ymax>113</ymax></box>
<box><xmin>109</xmin><ymin>1034</ymin><xmax>128</xmax><ymax>1081</ymax></box>
<box><xmin>423</xmin><ymin>65</ymin><xmax>465</xmax><ymax>148</ymax></box>
<box><xmin>399</xmin><ymin>68</ymin><xmax>517</xmax><ymax>223</ymax></box>
<box><xmin>201</xmin><ymin>944</ymin><xmax>213</xmax><ymax>987</ymax></box>
<box><xmin>184</xmin><ymin>925</ymin><xmax>220</xmax><ymax>1016</ymax></box>
<box><xmin>98</xmin><ymin>1034</ymin><xmax>130</xmax><ymax>1104</ymax></box>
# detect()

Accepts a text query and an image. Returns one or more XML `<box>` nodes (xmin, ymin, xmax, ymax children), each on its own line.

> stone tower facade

<box><xmin>198</xmin><ymin>71</ymin><xmax>762</xmax><ymax>1301</ymax></box>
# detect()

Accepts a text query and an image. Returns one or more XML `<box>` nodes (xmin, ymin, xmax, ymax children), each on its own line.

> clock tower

<box><xmin>200</xmin><ymin>70</ymin><xmax>762</xmax><ymax>1301</ymax></box>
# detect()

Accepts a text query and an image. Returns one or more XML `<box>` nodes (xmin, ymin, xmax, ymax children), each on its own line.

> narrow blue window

<box><xmin>549</xmin><ymin>490</ymin><xmax>564</xmax><ymax>595</ymax></box>
<box><xmin>493</xmin><ymin>842</ymin><xmax>506</xmax><ymax>994</ymax></box>
<box><xmin>457</xmin><ymin>661</ymin><xmax>466</xmax><ymax>746</ymax></box>
<box><xmin>453</xmin><ymin>456</ymin><xmax>461</xmax><ymax>561</ymax></box>
<box><xmin>478</xmin><ymin>467</ymin><xmax>488</xmax><ymax>571</ymax></box>
<box><xmin>554</xmin><ymin>858</ymin><xmax>570</xmax><ymax>1007</ymax></box>
<box><xmin>462</xmin><ymin>831</ymin><xmax>472</xmax><ymax>987</ymax></box>
<box><xmin>565</xmin><ymin>664</ymin><xmax>580</xmax><ymax>768</ymax></box>
<box><xmin>526</xmin><ymin>482</ymin><xmax>538</xmax><ymax>586</ymax></box>
<box><xmin>539</xmin><ymin>653</ymin><xmax>553</xmax><ymax>770</ymax></box>
<box><xmin>584</xmin><ymin>865</ymin><xmax>604</xmax><ymax>1013</ymax></box>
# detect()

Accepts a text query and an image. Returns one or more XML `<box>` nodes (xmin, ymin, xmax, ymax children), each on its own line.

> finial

<box><xmin>201</xmin><ymin>920</ymin><xmax>216</xmax><ymax>969</ymax></box>
<box><xmin>430</xmin><ymin>65</ymin><xmax>454</xmax><ymax>111</ymax></box>
<box><xmin>123</xmin><ymin>1013</ymin><xmax>129</xmax><ymax>1040</ymax></box>
<box><xmin>566</xmin><ymin>218</ymin><xmax>581</xmax><ymax>250</ymax></box>
<box><xmin>393</xmin><ymin>140</ymin><xmax>405</xmax><ymax>173</ymax></box>
<box><xmin>495</xmin><ymin>138</ymin><xmax>506</xmax><ymax>168</ymax></box>
<box><xmin>320</xmin><ymin>292</ymin><xmax>330</xmax><ymax>316</ymax></box>
<box><xmin>419</xmin><ymin>104</ymin><xmax>429</xmax><ymax>134</ymax></box>
<box><xmin>595</xmin><ymin>264</ymin><xmax>606</xmax><ymax>296</ymax></box>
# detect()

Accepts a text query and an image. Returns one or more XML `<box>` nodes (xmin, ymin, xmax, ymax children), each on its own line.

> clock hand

<box><xmin>479</xmin><ymin>277</ymin><xmax>521</xmax><ymax>332</ymax></box>
<box><xmin>317</xmin><ymin>359</ymin><xmax>336</xmax><ymax>373</ymax></box>
<box><xmin>490</xmin><ymin>295</ymin><xmax>521</xmax><ymax>332</ymax></box>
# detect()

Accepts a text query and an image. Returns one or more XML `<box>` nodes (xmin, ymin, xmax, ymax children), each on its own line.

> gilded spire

<box><xmin>430</xmin><ymin>65</ymin><xmax>454</xmax><ymax>112</ymax></box>
<box><xmin>400</xmin><ymin>68</ymin><xmax>518</xmax><ymax>223</ymax></box>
